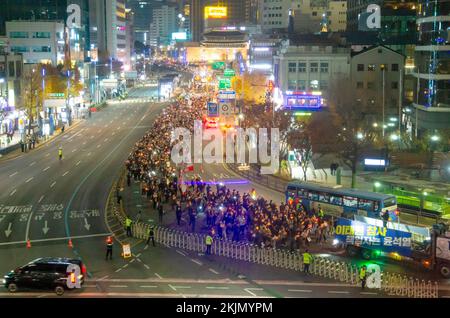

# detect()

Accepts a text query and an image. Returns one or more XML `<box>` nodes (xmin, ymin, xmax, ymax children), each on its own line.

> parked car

<box><xmin>3</xmin><ymin>257</ymin><xmax>86</xmax><ymax>295</ymax></box>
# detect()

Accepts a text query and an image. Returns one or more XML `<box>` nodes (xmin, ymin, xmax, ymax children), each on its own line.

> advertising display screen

<box><xmin>284</xmin><ymin>93</ymin><xmax>322</xmax><ymax>110</ymax></box>
<box><xmin>335</xmin><ymin>218</ymin><xmax>412</xmax><ymax>256</ymax></box>
<box><xmin>171</xmin><ymin>32</ymin><xmax>187</xmax><ymax>40</ymax></box>
<box><xmin>204</xmin><ymin>6</ymin><xmax>227</xmax><ymax>19</ymax></box>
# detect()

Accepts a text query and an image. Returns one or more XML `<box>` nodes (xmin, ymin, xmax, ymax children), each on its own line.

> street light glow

<box><xmin>356</xmin><ymin>132</ymin><xmax>363</xmax><ymax>139</ymax></box>
<box><xmin>390</xmin><ymin>134</ymin><xmax>399</xmax><ymax>141</ymax></box>
<box><xmin>374</xmin><ymin>182</ymin><xmax>381</xmax><ymax>188</ymax></box>
<box><xmin>431</xmin><ymin>135</ymin><xmax>440</xmax><ymax>142</ymax></box>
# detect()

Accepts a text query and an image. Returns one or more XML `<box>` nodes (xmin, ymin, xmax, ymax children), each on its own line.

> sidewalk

<box><xmin>0</xmin><ymin>119</ymin><xmax>83</xmax><ymax>162</ymax></box>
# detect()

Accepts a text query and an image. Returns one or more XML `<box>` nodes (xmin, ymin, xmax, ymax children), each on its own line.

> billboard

<box><xmin>171</xmin><ymin>32</ymin><xmax>187</xmax><ymax>41</ymax></box>
<box><xmin>335</xmin><ymin>218</ymin><xmax>412</xmax><ymax>256</ymax></box>
<box><xmin>284</xmin><ymin>92</ymin><xmax>322</xmax><ymax>110</ymax></box>
<box><xmin>204</xmin><ymin>6</ymin><xmax>227</xmax><ymax>19</ymax></box>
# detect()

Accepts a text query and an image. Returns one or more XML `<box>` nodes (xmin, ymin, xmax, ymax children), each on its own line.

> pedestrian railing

<box><xmin>107</xmin><ymin>180</ymin><xmax>439</xmax><ymax>298</ymax></box>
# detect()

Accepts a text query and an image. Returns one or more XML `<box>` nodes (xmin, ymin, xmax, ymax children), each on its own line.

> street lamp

<box><xmin>390</xmin><ymin>134</ymin><xmax>399</xmax><ymax>141</ymax></box>
<box><xmin>356</xmin><ymin>132</ymin><xmax>364</xmax><ymax>140</ymax></box>
<box><xmin>430</xmin><ymin>135</ymin><xmax>440</xmax><ymax>142</ymax></box>
<box><xmin>380</xmin><ymin>64</ymin><xmax>386</xmax><ymax>138</ymax></box>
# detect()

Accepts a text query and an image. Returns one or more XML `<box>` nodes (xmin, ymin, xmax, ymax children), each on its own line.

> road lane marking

<box><xmin>129</xmin><ymin>259</ymin><xmax>135</xmax><ymax>263</ymax></box>
<box><xmin>190</xmin><ymin>259</ymin><xmax>203</xmax><ymax>266</ymax></box>
<box><xmin>136</xmin><ymin>258</ymin><xmax>142</xmax><ymax>263</ymax></box>
<box><xmin>38</xmin><ymin>195</ymin><xmax>45</xmax><ymax>203</ymax></box>
<box><xmin>140</xmin><ymin>286</ymin><xmax>157</xmax><ymax>288</ymax></box>
<box><xmin>50</xmin><ymin>181</ymin><xmax>56</xmax><ymax>188</ymax></box>
<box><xmin>62</xmin><ymin>171</ymin><xmax>69</xmax><ymax>176</ymax></box>
<box><xmin>176</xmin><ymin>250</ymin><xmax>187</xmax><ymax>257</ymax></box>
<box><xmin>9</xmin><ymin>172</ymin><xmax>18</xmax><ymax>177</ymax></box>
<box><xmin>172</xmin><ymin>286</ymin><xmax>191</xmax><ymax>289</ymax></box>
<box><xmin>360</xmin><ymin>292</ymin><xmax>378</xmax><ymax>295</ymax></box>
<box><xmin>43</xmin><ymin>166</ymin><xmax>50</xmax><ymax>171</ymax></box>
<box><xmin>110</xmin><ymin>285</ymin><xmax>128</xmax><ymax>288</ymax></box>
<box><xmin>98</xmin><ymin>276</ymin><xmax>109</xmax><ymax>281</ymax></box>
<box><xmin>288</xmin><ymin>289</ymin><xmax>312</xmax><ymax>293</ymax></box>
<box><xmin>29</xmin><ymin>161</ymin><xmax>36</xmax><ymax>166</ymax></box>
<box><xmin>244</xmin><ymin>288</ymin><xmax>263</xmax><ymax>297</ymax></box>
<box><xmin>328</xmin><ymin>291</ymin><xmax>350</xmax><ymax>294</ymax></box>
<box><xmin>154</xmin><ymin>273</ymin><xmax>162</xmax><ymax>279</ymax></box>
<box><xmin>10</xmin><ymin>189</ymin><xmax>16</xmax><ymax>196</ymax></box>
<box><xmin>2</xmin><ymin>232</ymin><xmax>112</xmax><ymax>247</ymax></box>
<box><xmin>104</xmin><ymin>138</ymin><xmax>108</xmax><ymax>142</ymax></box>
<box><xmin>87</xmin><ymin>152</ymin><xmax>91</xmax><ymax>156</ymax></box>
<box><xmin>209</xmin><ymin>268</ymin><xmax>219</xmax><ymax>275</ymax></box>
<box><xmin>96</xmin><ymin>144</ymin><xmax>101</xmax><ymax>148</ymax></box>
<box><xmin>144</xmin><ymin>264</ymin><xmax>150</xmax><ymax>270</ymax></box>
<box><xmin>136</xmin><ymin>253</ymin><xmax>141</xmax><ymax>257</ymax></box>
<box><xmin>168</xmin><ymin>284</ymin><xmax>176</xmax><ymax>291</ymax></box>
<box><xmin>76</xmin><ymin>161</ymin><xmax>81</xmax><ymax>166</ymax></box>
<box><xmin>206</xmin><ymin>287</ymin><xmax>229</xmax><ymax>290</ymax></box>
<box><xmin>25</xmin><ymin>177</ymin><xmax>34</xmax><ymax>183</ymax></box>
<box><xmin>115</xmin><ymin>268</ymin><xmax>122</xmax><ymax>273</ymax></box>
<box><xmin>72</xmin><ymin>148</ymin><xmax>77</xmax><ymax>153</ymax></box>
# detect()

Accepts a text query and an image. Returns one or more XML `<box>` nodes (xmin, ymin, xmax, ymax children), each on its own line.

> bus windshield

<box><xmin>384</xmin><ymin>197</ymin><xmax>397</xmax><ymax>208</ymax></box>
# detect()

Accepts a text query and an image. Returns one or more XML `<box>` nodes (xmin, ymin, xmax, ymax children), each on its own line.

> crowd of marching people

<box><xmin>124</xmin><ymin>94</ymin><xmax>333</xmax><ymax>250</ymax></box>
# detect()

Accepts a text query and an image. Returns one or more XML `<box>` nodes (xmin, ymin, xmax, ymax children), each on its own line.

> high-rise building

<box><xmin>149</xmin><ymin>4</ymin><xmax>177</xmax><ymax>46</ymax></box>
<box><xmin>190</xmin><ymin>0</ymin><xmax>204</xmax><ymax>42</ymax></box>
<box><xmin>347</xmin><ymin>1</ymin><xmax>417</xmax><ymax>36</ymax></box>
<box><xmin>128</xmin><ymin>0</ymin><xmax>157</xmax><ymax>45</ymax></box>
<box><xmin>0</xmin><ymin>0</ymin><xmax>91</xmax><ymax>62</ymax></box>
<box><xmin>290</xmin><ymin>0</ymin><xmax>347</xmax><ymax>34</ymax></box>
<box><xmin>258</xmin><ymin>0</ymin><xmax>291</xmax><ymax>32</ymax></box>
<box><xmin>410</xmin><ymin>0</ymin><xmax>450</xmax><ymax>135</ymax></box>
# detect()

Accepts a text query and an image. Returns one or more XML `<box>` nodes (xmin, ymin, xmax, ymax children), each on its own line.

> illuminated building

<box><xmin>183</xmin><ymin>29</ymin><xmax>248</xmax><ymax>63</ymax></box>
<box><xmin>409</xmin><ymin>0</ymin><xmax>450</xmax><ymax>136</ymax></box>
<box><xmin>5</xmin><ymin>21</ymin><xmax>65</xmax><ymax>65</ymax></box>
<box><xmin>291</xmin><ymin>0</ymin><xmax>347</xmax><ymax>34</ymax></box>
<box><xmin>149</xmin><ymin>4</ymin><xmax>177</xmax><ymax>46</ymax></box>
<box><xmin>273</xmin><ymin>34</ymin><xmax>350</xmax><ymax>108</ymax></box>
<box><xmin>204</xmin><ymin>0</ymin><xmax>247</xmax><ymax>26</ymax></box>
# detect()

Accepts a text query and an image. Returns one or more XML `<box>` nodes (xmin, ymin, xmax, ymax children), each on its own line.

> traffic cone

<box><xmin>26</xmin><ymin>239</ymin><xmax>31</xmax><ymax>248</ymax></box>
<box><xmin>68</xmin><ymin>239</ymin><xmax>73</xmax><ymax>248</ymax></box>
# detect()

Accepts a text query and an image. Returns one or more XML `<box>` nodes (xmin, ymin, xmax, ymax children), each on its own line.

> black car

<box><xmin>3</xmin><ymin>257</ymin><xmax>86</xmax><ymax>295</ymax></box>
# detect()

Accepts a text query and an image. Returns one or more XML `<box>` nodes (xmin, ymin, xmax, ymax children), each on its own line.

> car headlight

<box><xmin>332</xmin><ymin>238</ymin><xmax>340</xmax><ymax>246</ymax></box>
<box><xmin>2</xmin><ymin>279</ymin><xmax>6</xmax><ymax>284</ymax></box>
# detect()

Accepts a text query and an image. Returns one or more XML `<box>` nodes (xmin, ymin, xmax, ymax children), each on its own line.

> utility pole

<box><xmin>381</xmin><ymin>64</ymin><xmax>385</xmax><ymax>138</ymax></box>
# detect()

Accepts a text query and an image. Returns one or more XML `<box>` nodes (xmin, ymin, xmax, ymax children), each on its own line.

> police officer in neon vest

<box><xmin>360</xmin><ymin>265</ymin><xmax>367</xmax><ymax>289</ymax></box>
<box><xmin>302</xmin><ymin>249</ymin><xmax>313</xmax><ymax>274</ymax></box>
<box><xmin>125</xmin><ymin>217</ymin><xmax>132</xmax><ymax>237</ymax></box>
<box><xmin>205</xmin><ymin>234</ymin><xmax>213</xmax><ymax>255</ymax></box>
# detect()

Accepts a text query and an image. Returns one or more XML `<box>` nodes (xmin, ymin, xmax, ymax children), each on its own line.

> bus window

<box><xmin>358</xmin><ymin>198</ymin><xmax>374</xmax><ymax>210</ymax></box>
<box><xmin>374</xmin><ymin>201</ymin><xmax>380</xmax><ymax>211</ymax></box>
<box><xmin>318</xmin><ymin>192</ymin><xmax>330</xmax><ymax>203</ymax></box>
<box><xmin>384</xmin><ymin>197</ymin><xmax>397</xmax><ymax>208</ymax></box>
<box><xmin>343</xmin><ymin>196</ymin><xmax>358</xmax><ymax>208</ymax></box>
<box><xmin>308</xmin><ymin>191</ymin><xmax>319</xmax><ymax>201</ymax></box>
<box><xmin>330</xmin><ymin>195</ymin><xmax>343</xmax><ymax>206</ymax></box>
<box><xmin>287</xmin><ymin>189</ymin><xmax>297</xmax><ymax>199</ymax></box>
<box><xmin>298</xmin><ymin>188</ymin><xmax>307</xmax><ymax>198</ymax></box>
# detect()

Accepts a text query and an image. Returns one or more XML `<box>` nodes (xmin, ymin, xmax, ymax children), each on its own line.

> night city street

<box><xmin>0</xmin><ymin>0</ymin><xmax>449</xmax><ymax>309</ymax></box>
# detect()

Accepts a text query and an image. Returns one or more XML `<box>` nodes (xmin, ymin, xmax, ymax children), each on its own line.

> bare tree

<box><xmin>287</xmin><ymin>123</ymin><xmax>313</xmax><ymax>181</ymax></box>
<box><xmin>322</xmin><ymin>77</ymin><xmax>376</xmax><ymax>188</ymax></box>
